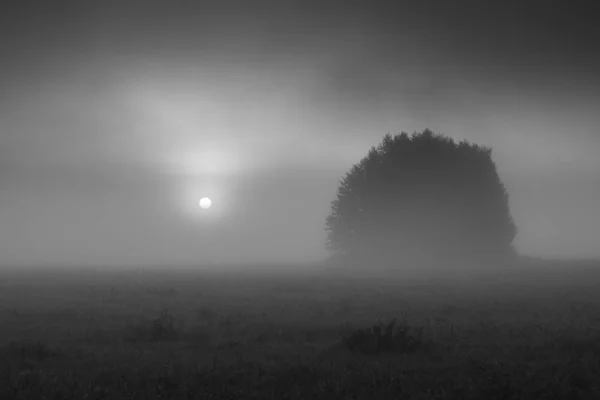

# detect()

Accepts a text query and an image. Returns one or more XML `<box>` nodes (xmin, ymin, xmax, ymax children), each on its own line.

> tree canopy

<box><xmin>325</xmin><ymin>129</ymin><xmax>517</xmax><ymax>267</ymax></box>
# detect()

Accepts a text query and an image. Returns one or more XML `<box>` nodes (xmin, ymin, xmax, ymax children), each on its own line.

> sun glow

<box><xmin>199</xmin><ymin>197</ymin><xmax>212</xmax><ymax>209</ymax></box>
<box><xmin>125</xmin><ymin>84</ymin><xmax>249</xmax><ymax>224</ymax></box>
<box><xmin>167</xmin><ymin>149</ymin><xmax>242</xmax><ymax>176</ymax></box>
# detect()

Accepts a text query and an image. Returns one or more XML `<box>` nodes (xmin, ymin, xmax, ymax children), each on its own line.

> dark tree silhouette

<box><xmin>325</xmin><ymin>129</ymin><xmax>517</xmax><ymax>268</ymax></box>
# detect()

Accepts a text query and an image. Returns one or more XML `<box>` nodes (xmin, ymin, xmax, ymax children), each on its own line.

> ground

<box><xmin>1</xmin><ymin>260</ymin><xmax>599</xmax><ymax>399</ymax></box>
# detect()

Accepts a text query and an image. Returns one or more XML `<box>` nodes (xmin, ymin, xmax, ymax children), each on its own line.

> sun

<box><xmin>199</xmin><ymin>197</ymin><xmax>212</xmax><ymax>209</ymax></box>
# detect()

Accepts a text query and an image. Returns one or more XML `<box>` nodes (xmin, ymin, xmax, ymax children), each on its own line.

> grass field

<box><xmin>1</xmin><ymin>259</ymin><xmax>600</xmax><ymax>399</ymax></box>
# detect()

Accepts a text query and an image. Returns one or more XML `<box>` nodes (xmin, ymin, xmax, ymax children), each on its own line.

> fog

<box><xmin>1</xmin><ymin>1</ymin><xmax>599</xmax><ymax>268</ymax></box>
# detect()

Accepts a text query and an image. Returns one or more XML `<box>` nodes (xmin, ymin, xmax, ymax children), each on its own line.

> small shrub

<box><xmin>149</xmin><ymin>309</ymin><xmax>181</xmax><ymax>342</ymax></box>
<box><xmin>342</xmin><ymin>319</ymin><xmax>428</xmax><ymax>355</ymax></box>
<box><xmin>126</xmin><ymin>309</ymin><xmax>183</xmax><ymax>342</ymax></box>
<box><xmin>195</xmin><ymin>307</ymin><xmax>219</xmax><ymax>325</ymax></box>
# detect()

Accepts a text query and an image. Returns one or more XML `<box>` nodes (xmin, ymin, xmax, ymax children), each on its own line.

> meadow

<box><xmin>1</xmin><ymin>259</ymin><xmax>600</xmax><ymax>399</ymax></box>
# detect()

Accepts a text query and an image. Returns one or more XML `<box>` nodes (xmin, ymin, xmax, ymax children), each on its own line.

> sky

<box><xmin>1</xmin><ymin>0</ymin><xmax>599</xmax><ymax>267</ymax></box>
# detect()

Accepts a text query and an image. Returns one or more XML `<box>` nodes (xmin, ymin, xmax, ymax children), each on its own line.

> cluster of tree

<box><xmin>325</xmin><ymin>129</ymin><xmax>517</xmax><ymax>268</ymax></box>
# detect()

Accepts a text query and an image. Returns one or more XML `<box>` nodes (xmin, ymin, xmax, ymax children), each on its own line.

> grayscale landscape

<box><xmin>1</xmin><ymin>1</ymin><xmax>599</xmax><ymax>398</ymax></box>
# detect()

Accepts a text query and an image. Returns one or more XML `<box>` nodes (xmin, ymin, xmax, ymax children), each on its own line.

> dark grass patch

<box><xmin>342</xmin><ymin>319</ymin><xmax>431</xmax><ymax>355</ymax></box>
<box><xmin>1</xmin><ymin>356</ymin><xmax>599</xmax><ymax>400</ymax></box>
<box><xmin>145</xmin><ymin>287</ymin><xmax>179</xmax><ymax>297</ymax></box>
<box><xmin>124</xmin><ymin>309</ymin><xmax>184</xmax><ymax>343</ymax></box>
<box><xmin>0</xmin><ymin>340</ymin><xmax>60</xmax><ymax>364</ymax></box>
<box><xmin>195</xmin><ymin>307</ymin><xmax>220</xmax><ymax>325</ymax></box>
